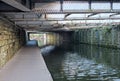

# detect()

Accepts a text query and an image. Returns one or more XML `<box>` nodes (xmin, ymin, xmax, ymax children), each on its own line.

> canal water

<box><xmin>41</xmin><ymin>44</ymin><xmax>120</xmax><ymax>81</ymax></box>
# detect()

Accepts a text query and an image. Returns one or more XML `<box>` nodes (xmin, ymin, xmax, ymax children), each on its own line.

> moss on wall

<box><xmin>0</xmin><ymin>16</ymin><xmax>26</xmax><ymax>69</ymax></box>
<box><xmin>73</xmin><ymin>25</ymin><xmax>120</xmax><ymax>48</ymax></box>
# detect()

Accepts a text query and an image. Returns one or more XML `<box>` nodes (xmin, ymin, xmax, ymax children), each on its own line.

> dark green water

<box><xmin>41</xmin><ymin>44</ymin><xmax>120</xmax><ymax>81</ymax></box>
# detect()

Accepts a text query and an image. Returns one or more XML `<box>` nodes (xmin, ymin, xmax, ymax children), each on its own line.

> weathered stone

<box><xmin>73</xmin><ymin>25</ymin><xmax>120</xmax><ymax>48</ymax></box>
<box><xmin>0</xmin><ymin>16</ymin><xmax>25</xmax><ymax>69</ymax></box>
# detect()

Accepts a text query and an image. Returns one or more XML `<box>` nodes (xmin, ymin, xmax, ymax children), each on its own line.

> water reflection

<box><xmin>42</xmin><ymin>44</ymin><xmax>120</xmax><ymax>81</ymax></box>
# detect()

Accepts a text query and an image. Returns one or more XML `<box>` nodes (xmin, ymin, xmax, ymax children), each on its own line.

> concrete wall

<box><xmin>46</xmin><ymin>32</ymin><xmax>72</xmax><ymax>46</ymax></box>
<box><xmin>29</xmin><ymin>31</ymin><xmax>72</xmax><ymax>47</ymax></box>
<box><xmin>73</xmin><ymin>25</ymin><xmax>120</xmax><ymax>48</ymax></box>
<box><xmin>0</xmin><ymin>16</ymin><xmax>26</xmax><ymax>69</ymax></box>
<box><xmin>15</xmin><ymin>0</ymin><xmax>30</xmax><ymax>9</ymax></box>
<box><xmin>45</xmin><ymin>32</ymin><xmax>61</xmax><ymax>46</ymax></box>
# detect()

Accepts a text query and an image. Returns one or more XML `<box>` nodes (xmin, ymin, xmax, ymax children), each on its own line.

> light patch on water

<box><xmin>62</xmin><ymin>52</ymin><xmax>119</xmax><ymax>81</ymax></box>
<box><xmin>41</xmin><ymin>45</ymin><xmax>56</xmax><ymax>55</ymax></box>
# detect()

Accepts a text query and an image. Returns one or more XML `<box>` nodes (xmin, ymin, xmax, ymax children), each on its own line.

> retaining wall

<box><xmin>73</xmin><ymin>25</ymin><xmax>120</xmax><ymax>48</ymax></box>
<box><xmin>0</xmin><ymin>16</ymin><xmax>26</xmax><ymax>69</ymax></box>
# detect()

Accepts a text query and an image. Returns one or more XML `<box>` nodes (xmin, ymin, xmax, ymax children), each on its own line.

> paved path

<box><xmin>0</xmin><ymin>43</ymin><xmax>53</xmax><ymax>81</ymax></box>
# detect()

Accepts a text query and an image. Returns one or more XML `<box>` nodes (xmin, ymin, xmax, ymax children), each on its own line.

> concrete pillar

<box><xmin>117</xmin><ymin>27</ymin><xmax>120</xmax><ymax>48</ymax></box>
<box><xmin>99</xmin><ymin>30</ymin><xmax>102</xmax><ymax>45</ymax></box>
<box><xmin>114</xmin><ymin>27</ymin><xmax>118</xmax><ymax>47</ymax></box>
<box><xmin>79</xmin><ymin>31</ymin><xmax>81</xmax><ymax>43</ymax></box>
<box><xmin>111</xmin><ymin>28</ymin><xmax>115</xmax><ymax>46</ymax></box>
<box><xmin>90</xmin><ymin>29</ymin><xmax>93</xmax><ymax>44</ymax></box>
<box><xmin>79</xmin><ymin>30</ymin><xmax>80</xmax><ymax>43</ymax></box>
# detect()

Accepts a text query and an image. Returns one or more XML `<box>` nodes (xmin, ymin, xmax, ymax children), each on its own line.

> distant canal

<box><xmin>41</xmin><ymin>44</ymin><xmax>120</xmax><ymax>81</ymax></box>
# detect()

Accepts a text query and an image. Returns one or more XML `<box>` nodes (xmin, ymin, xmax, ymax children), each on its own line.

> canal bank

<box><xmin>0</xmin><ymin>41</ymin><xmax>53</xmax><ymax>81</ymax></box>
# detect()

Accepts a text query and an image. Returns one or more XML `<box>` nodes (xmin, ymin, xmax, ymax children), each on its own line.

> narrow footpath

<box><xmin>0</xmin><ymin>41</ymin><xmax>53</xmax><ymax>81</ymax></box>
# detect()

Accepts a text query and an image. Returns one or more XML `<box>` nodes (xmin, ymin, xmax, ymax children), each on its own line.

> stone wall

<box><xmin>73</xmin><ymin>25</ymin><xmax>120</xmax><ymax>48</ymax></box>
<box><xmin>0</xmin><ymin>16</ymin><xmax>26</xmax><ymax>69</ymax></box>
